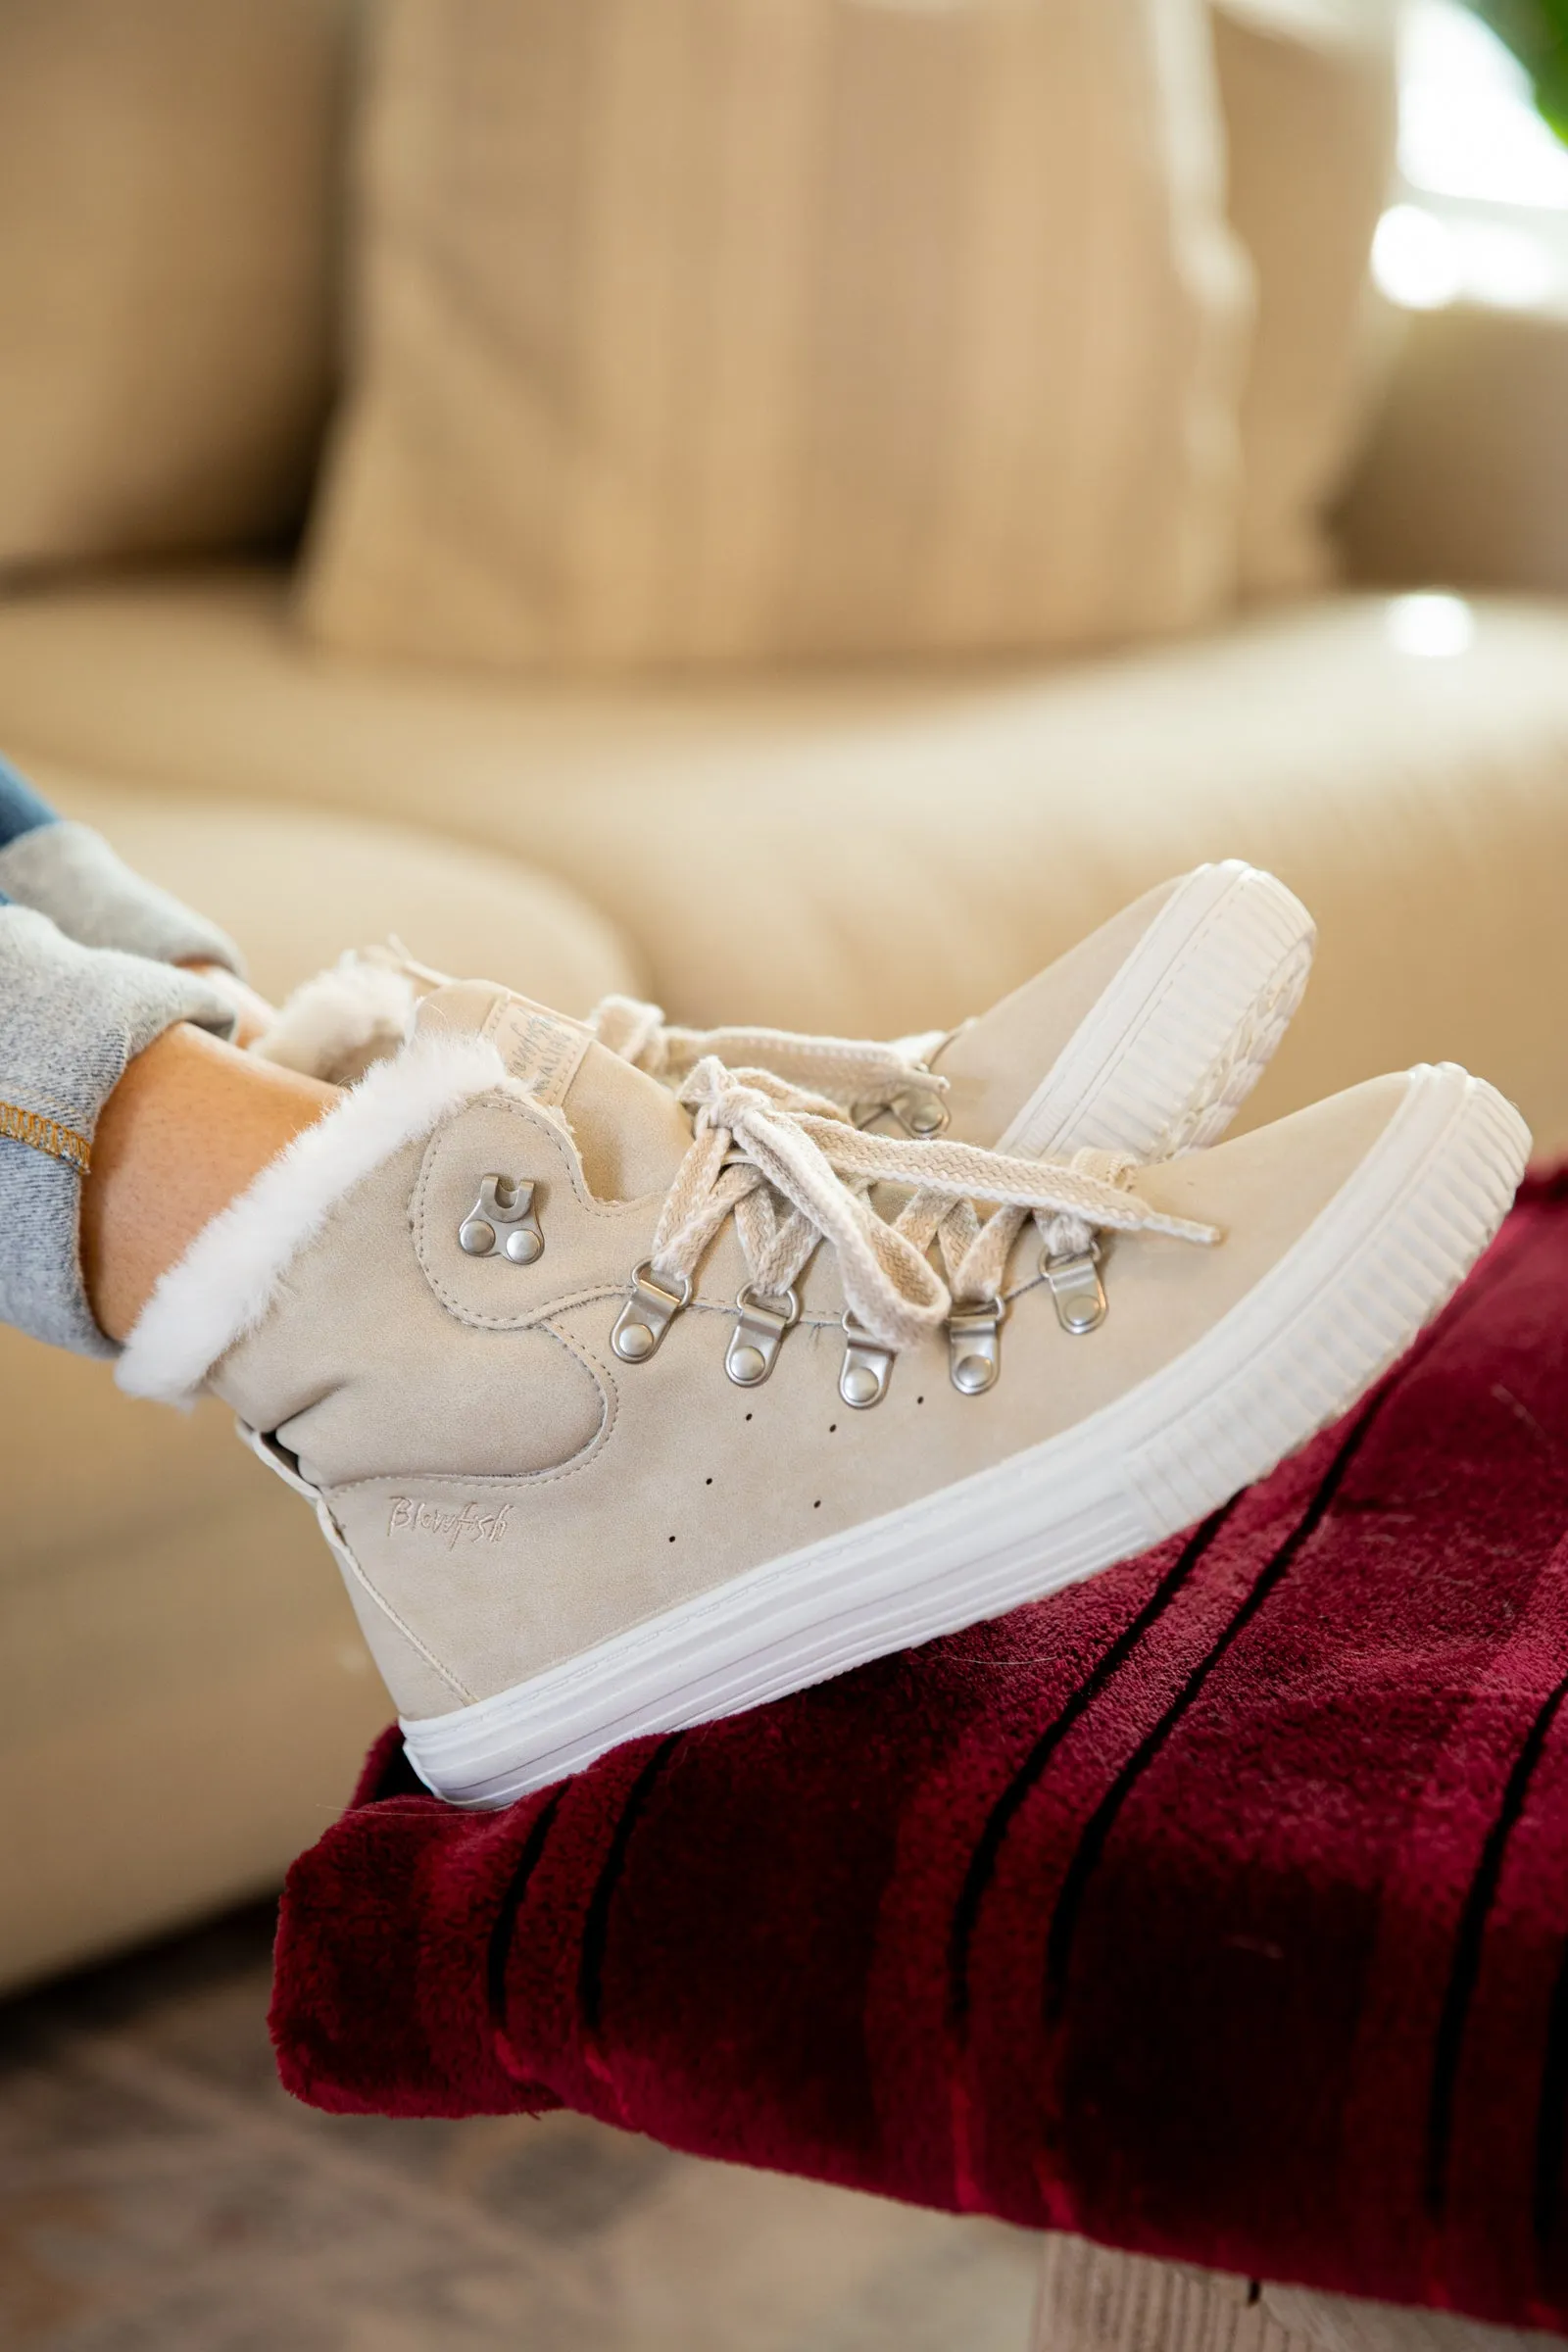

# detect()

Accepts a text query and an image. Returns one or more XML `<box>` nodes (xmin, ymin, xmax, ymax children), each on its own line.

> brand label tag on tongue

<box><xmin>491</xmin><ymin>998</ymin><xmax>592</xmax><ymax>1108</ymax></box>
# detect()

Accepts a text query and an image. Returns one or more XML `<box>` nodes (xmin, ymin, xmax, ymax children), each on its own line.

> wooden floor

<box><xmin>0</xmin><ymin>1903</ymin><xmax>1038</xmax><ymax>2350</ymax></box>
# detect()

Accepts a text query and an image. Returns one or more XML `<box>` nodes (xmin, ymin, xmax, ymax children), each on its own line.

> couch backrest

<box><xmin>0</xmin><ymin>0</ymin><xmax>1396</xmax><ymax>647</ymax></box>
<box><xmin>1215</xmin><ymin>0</ymin><xmax>1398</xmax><ymax>596</ymax></box>
<box><xmin>0</xmin><ymin>0</ymin><xmax>354</xmax><ymax>579</ymax></box>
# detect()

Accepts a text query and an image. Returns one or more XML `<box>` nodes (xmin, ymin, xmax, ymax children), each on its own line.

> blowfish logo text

<box><xmin>388</xmin><ymin>1498</ymin><xmax>513</xmax><ymax>1550</ymax></box>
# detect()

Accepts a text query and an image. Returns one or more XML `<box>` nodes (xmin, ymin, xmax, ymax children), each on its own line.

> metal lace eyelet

<box><xmin>1040</xmin><ymin>1240</ymin><xmax>1107</xmax><ymax>1335</ymax></box>
<box><xmin>948</xmin><ymin>1297</ymin><xmax>1004</xmax><ymax>1394</ymax></box>
<box><xmin>851</xmin><ymin>1067</ymin><xmax>949</xmax><ymax>1137</ymax></box>
<box><xmin>724</xmin><ymin>1284</ymin><xmax>801</xmax><ymax>1388</ymax></box>
<box><xmin>839</xmin><ymin>1312</ymin><xmax>895</xmax><ymax>1408</ymax></box>
<box><xmin>612</xmin><ymin>1261</ymin><xmax>691</xmax><ymax>1363</ymax></box>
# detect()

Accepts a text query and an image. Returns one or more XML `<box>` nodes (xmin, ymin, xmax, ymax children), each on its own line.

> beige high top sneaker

<box><xmin>120</xmin><ymin>986</ymin><xmax>1528</xmax><ymax>1808</ymax></box>
<box><xmin>257</xmin><ymin>862</ymin><xmax>1314</xmax><ymax>1164</ymax></box>
<box><xmin>589</xmin><ymin>860</ymin><xmax>1315</xmax><ymax>1159</ymax></box>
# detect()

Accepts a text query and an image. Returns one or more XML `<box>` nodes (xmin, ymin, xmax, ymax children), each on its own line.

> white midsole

<box><xmin>999</xmin><ymin>860</ymin><xmax>1314</xmax><ymax>1162</ymax></box>
<box><xmin>403</xmin><ymin>1064</ymin><xmax>1528</xmax><ymax>1808</ymax></box>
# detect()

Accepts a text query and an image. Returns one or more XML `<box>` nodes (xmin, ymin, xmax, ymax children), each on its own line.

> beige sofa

<box><xmin>4</xmin><ymin>5</ymin><xmax>1568</xmax><ymax>1999</ymax></box>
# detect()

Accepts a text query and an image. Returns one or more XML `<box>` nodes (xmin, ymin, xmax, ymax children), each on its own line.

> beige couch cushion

<box><xmin>0</xmin><ymin>0</ymin><xmax>348</xmax><ymax>574</ymax></box>
<box><xmin>26</xmin><ymin>770</ymin><xmax>643</xmax><ymax>1016</ymax></box>
<box><xmin>1</xmin><ymin>569</ymin><xmax>1566</xmax><ymax>1157</ymax></box>
<box><xmin>304</xmin><ymin>0</ymin><xmax>1249</xmax><ymax>670</ymax></box>
<box><xmin>1214</xmin><ymin>0</ymin><xmax>1397</xmax><ymax>596</ymax></box>
<box><xmin>0</xmin><ymin>774</ymin><xmax>637</xmax><ymax>1992</ymax></box>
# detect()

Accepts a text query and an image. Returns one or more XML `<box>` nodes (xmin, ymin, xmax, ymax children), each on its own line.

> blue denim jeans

<box><xmin>0</xmin><ymin>753</ymin><xmax>242</xmax><ymax>1353</ymax></box>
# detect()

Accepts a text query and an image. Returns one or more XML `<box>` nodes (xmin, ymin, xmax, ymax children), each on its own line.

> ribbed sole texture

<box><xmin>405</xmin><ymin>1066</ymin><xmax>1529</xmax><ymax>1809</ymax></box>
<box><xmin>1001</xmin><ymin>862</ymin><xmax>1315</xmax><ymax>1162</ymax></box>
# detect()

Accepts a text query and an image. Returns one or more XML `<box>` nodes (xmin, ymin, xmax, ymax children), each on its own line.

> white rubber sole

<box><xmin>999</xmin><ymin>861</ymin><xmax>1315</xmax><ymax>1163</ymax></box>
<box><xmin>403</xmin><ymin>1065</ymin><xmax>1528</xmax><ymax>1809</ymax></box>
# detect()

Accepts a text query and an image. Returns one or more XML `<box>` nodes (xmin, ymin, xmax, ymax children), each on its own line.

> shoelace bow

<box><xmin>646</xmin><ymin>1056</ymin><xmax>1218</xmax><ymax>1354</ymax></box>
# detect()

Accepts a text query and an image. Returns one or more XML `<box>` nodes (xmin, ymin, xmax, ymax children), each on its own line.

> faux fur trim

<box><xmin>251</xmin><ymin>953</ymin><xmax>419</xmax><ymax>1086</ymax></box>
<box><xmin>117</xmin><ymin>1033</ymin><xmax>508</xmax><ymax>1406</ymax></box>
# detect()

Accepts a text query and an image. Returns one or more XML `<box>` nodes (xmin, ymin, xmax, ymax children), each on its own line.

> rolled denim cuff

<box><xmin>0</xmin><ymin>820</ymin><xmax>245</xmax><ymax>977</ymax></box>
<box><xmin>0</xmin><ymin>907</ymin><xmax>237</xmax><ymax>1355</ymax></box>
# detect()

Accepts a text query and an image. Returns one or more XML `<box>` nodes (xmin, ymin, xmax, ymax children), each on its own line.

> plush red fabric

<box><xmin>272</xmin><ymin>1174</ymin><xmax>1568</xmax><ymax>2328</ymax></box>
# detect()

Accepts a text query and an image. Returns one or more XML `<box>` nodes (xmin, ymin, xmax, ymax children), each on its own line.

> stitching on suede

<box><xmin>532</xmin><ymin>1321</ymin><xmax>618</xmax><ymax>1484</ymax></box>
<box><xmin>409</xmin><ymin>1086</ymin><xmax>1054</xmax><ymax>1333</ymax></box>
<box><xmin>379</xmin><ymin>1453</ymin><xmax>973</xmax><ymax>1711</ymax></box>
<box><xmin>411</xmin><ymin>1092</ymin><xmax>658</xmax><ymax>1331</ymax></box>
<box><xmin>329</xmin><ymin>1420</ymin><xmax>909</xmax><ymax>1668</ymax></box>
<box><xmin>319</xmin><ymin>1498</ymin><xmax>477</xmax><ymax>1704</ymax></box>
<box><xmin>330</xmin><ymin>1321</ymin><xmax>617</xmax><ymax>1503</ymax></box>
<box><xmin>423</xmin><ymin>1276</ymin><xmax>627</xmax><ymax>1338</ymax></box>
<box><xmin>422</xmin><ymin>1087</ymin><xmax>666</xmax><ymax>1223</ymax></box>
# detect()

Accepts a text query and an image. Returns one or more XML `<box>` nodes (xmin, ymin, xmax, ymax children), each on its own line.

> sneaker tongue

<box><xmin>416</xmin><ymin>981</ymin><xmax>691</xmax><ymax>1200</ymax></box>
<box><xmin>925</xmin><ymin>886</ymin><xmax>1175</xmax><ymax>1148</ymax></box>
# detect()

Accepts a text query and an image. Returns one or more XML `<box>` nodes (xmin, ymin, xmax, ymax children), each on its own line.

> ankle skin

<box><xmin>81</xmin><ymin>1022</ymin><xmax>337</xmax><ymax>1345</ymax></box>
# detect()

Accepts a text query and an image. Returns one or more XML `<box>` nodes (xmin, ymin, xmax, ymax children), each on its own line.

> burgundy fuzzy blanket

<box><xmin>272</xmin><ymin>1174</ymin><xmax>1568</xmax><ymax>2329</ymax></box>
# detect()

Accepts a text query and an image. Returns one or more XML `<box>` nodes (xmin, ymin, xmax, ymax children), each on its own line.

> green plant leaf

<box><xmin>1464</xmin><ymin>0</ymin><xmax>1568</xmax><ymax>140</ymax></box>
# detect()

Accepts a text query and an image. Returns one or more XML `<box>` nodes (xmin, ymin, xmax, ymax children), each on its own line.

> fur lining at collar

<box><xmin>117</xmin><ymin>1033</ymin><xmax>507</xmax><ymax>1406</ymax></box>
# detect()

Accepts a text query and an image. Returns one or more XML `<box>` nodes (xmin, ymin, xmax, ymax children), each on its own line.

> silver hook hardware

<box><xmin>839</xmin><ymin>1311</ymin><xmax>895</xmax><ymax>1409</ymax></box>
<box><xmin>948</xmin><ymin>1298</ymin><xmax>1004</xmax><ymax>1394</ymax></box>
<box><xmin>612</xmin><ymin>1261</ymin><xmax>691</xmax><ymax>1363</ymax></box>
<box><xmin>459</xmin><ymin>1174</ymin><xmax>544</xmax><ymax>1264</ymax></box>
<box><xmin>1041</xmin><ymin>1240</ymin><xmax>1107</xmax><ymax>1336</ymax></box>
<box><xmin>725</xmin><ymin>1284</ymin><xmax>801</xmax><ymax>1388</ymax></box>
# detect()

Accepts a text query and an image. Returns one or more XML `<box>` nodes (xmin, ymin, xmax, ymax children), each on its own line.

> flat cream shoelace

<box><xmin>647</xmin><ymin>1056</ymin><xmax>1217</xmax><ymax>1354</ymax></box>
<box><xmin>591</xmin><ymin>994</ymin><xmax>938</xmax><ymax>1117</ymax></box>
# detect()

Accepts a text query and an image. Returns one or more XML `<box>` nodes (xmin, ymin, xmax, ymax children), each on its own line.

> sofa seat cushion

<box><xmin>272</xmin><ymin>1179</ymin><xmax>1568</xmax><ymax>2331</ymax></box>
<box><xmin>0</xmin><ymin>778</ymin><xmax>637</xmax><ymax>1993</ymax></box>
<box><xmin>0</xmin><ymin>568</ymin><xmax>1565</xmax><ymax>1149</ymax></box>
<box><xmin>17</xmin><ymin>763</ymin><xmax>642</xmax><ymax>1016</ymax></box>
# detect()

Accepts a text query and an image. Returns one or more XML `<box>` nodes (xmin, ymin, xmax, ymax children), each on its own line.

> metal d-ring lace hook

<box><xmin>725</xmin><ymin>1284</ymin><xmax>802</xmax><ymax>1388</ymax></box>
<box><xmin>612</xmin><ymin>1260</ymin><xmax>692</xmax><ymax>1363</ymax></box>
